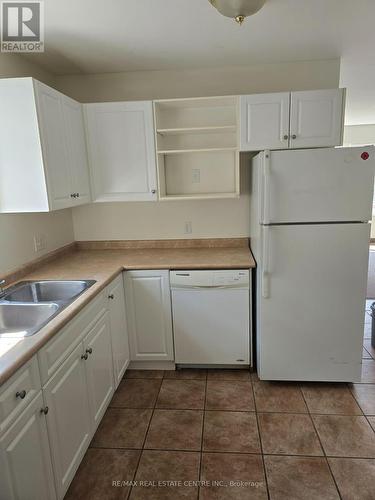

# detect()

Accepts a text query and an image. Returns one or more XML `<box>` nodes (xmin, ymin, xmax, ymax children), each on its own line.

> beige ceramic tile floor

<box><xmin>65</xmin><ymin>312</ymin><xmax>375</xmax><ymax>500</ymax></box>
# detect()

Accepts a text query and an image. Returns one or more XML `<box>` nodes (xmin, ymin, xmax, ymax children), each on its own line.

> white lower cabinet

<box><xmin>0</xmin><ymin>392</ymin><xmax>56</xmax><ymax>500</ymax></box>
<box><xmin>107</xmin><ymin>275</ymin><xmax>130</xmax><ymax>387</ymax></box>
<box><xmin>43</xmin><ymin>343</ymin><xmax>91</xmax><ymax>499</ymax></box>
<box><xmin>83</xmin><ymin>312</ymin><xmax>114</xmax><ymax>430</ymax></box>
<box><xmin>44</xmin><ymin>310</ymin><xmax>116</xmax><ymax>499</ymax></box>
<box><xmin>0</xmin><ymin>271</ymin><xmax>170</xmax><ymax>499</ymax></box>
<box><xmin>124</xmin><ymin>270</ymin><xmax>174</xmax><ymax>361</ymax></box>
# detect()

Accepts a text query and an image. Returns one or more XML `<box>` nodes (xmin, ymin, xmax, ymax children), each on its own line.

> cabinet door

<box><xmin>34</xmin><ymin>81</ymin><xmax>72</xmax><ymax>210</ymax></box>
<box><xmin>107</xmin><ymin>275</ymin><xmax>130</xmax><ymax>387</ymax></box>
<box><xmin>84</xmin><ymin>101</ymin><xmax>157</xmax><ymax>202</ymax></box>
<box><xmin>62</xmin><ymin>95</ymin><xmax>91</xmax><ymax>206</ymax></box>
<box><xmin>43</xmin><ymin>344</ymin><xmax>91</xmax><ymax>499</ymax></box>
<box><xmin>0</xmin><ymin>393</ymin><xmax>56</xmax><ymax>500</ymax></box>
<box><xmin>290</xmin><ymin>89</ymin><xmax>345</xmax><ymax>148</ymax></box>
<box><xmin>240</xmin><ymin>93</ymin><xmax>290</xmax><ymax>151</ymax></box>
<box><xmin>124</xmin><ymin>270</ymin><xmax>174</xmax><ymax>361</ymax></box>
<box><xmin>83</xmin><ymin>312</ymin><xmax>114</xmax><ymax>431</ymax></box>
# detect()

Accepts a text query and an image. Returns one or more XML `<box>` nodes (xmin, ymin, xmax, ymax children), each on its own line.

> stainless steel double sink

<box><xmin>0</xmin><ymin>280</ymin><xmax>96</xmax><ymax>339</ymax></box>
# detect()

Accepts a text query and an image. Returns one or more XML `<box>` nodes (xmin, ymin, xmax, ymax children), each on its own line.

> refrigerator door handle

<box><xmin>262</xmin><ymin>226</ymin><xmax>270</xmax><ymax>298</ymax></box>
<box><xmin>262</xmin><ymin>150</ymin><xmax>271</xmax><ymax>225</ymax></box>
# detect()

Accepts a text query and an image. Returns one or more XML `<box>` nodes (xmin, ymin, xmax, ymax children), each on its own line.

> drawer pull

<box><xmin>40</xmin><ymin>406</ymin><xmax>49</xmax><ymax>415</ymax></box>
<box><xmin>86</xmin><ymin>348</ymin><xmax>93</xmax><ymax>355</ymax></box>
<box><xmin>81</xmin><ymin>353</ymin><xmax>89</xmax><ymax>360</ymax></box>
<box><xmin>108</xmin><ymin>294</ymin><xmax>114</xmax><ymax>300</ymax></box>
<box><xmin>16</xmin><ymin>390</ymin><xmax>27</xmax><ymax>400</ymax></box>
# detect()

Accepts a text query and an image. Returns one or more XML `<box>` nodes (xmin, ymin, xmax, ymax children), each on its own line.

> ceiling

<box><xmin>23</xmin><ymin>0</ymin><xmax>375</xmax><ymax>124</ymax></box>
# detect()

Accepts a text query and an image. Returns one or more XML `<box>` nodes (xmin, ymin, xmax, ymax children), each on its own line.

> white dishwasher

<box><xmin>170</xmin><ymin>270</ymin><xmax>251</xmax><ymax>366</ymax></box>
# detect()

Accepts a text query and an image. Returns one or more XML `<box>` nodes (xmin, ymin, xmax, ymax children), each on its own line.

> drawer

<box><xmin>38</xmin><ymin>290</ymin><xmax>107</xmax><ymax>385</ymax></box>
<box><xmin>0</xmin><ymin>356</ymin><xmax>41</xmax><ymax>434</ymax></box>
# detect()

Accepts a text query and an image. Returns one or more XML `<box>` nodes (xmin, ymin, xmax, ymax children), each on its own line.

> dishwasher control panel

<box><xmin>170</xmin><ymin>270</ymin><xmax>249</xmax><ymax>288</ymax></box>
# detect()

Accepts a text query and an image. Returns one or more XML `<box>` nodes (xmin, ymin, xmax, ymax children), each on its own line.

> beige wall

<box><xmin>344</xmin><ymin>125</ymin><xmax>375</xmax><ymax>146</ymax></box>
<box><xmin>0</xmin><ymin>54</ymin><xmax>74</xmax><ymax>276</ymax></box>
<box><xmin>56</xmin><ymin>59</ymin><xmax>340</xmax><ymax>102</ymax></box>
<box><xmin>59</xmin><ymin>59</ymin><xmax>340</xmax><ymax>242</ymax></box>
<box><xmin>344</xmin><ymin>124</ymin><xmax>375</xmax><ymax>238</ymax></box>
<box><xmin>0</xmin><ymin>53</ymin><xmax>55</xmax><ymax>86</ymax></box>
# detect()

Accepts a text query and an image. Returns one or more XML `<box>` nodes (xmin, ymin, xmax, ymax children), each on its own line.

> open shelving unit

<box><xmin>154</xmin><ymin>96</ymin><xmax>240</xmax><ymax>200</ymax></box>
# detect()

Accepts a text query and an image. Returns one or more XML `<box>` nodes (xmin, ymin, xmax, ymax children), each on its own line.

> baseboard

<box><xmin>128</xmin><ymin>361</ymin><xmax>176</xmax><ymax>370</ymax></box>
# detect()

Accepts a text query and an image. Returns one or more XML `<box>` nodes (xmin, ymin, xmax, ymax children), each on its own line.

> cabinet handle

<box><xmin>283</xmin><ymin>134</ymin><xmax>289</xmax><ymax>140</ymax></box>
<box><xmin>86</xmin><ymin>347</ymin><xmax>93</xmax><ymax>355</ymax></box>
<box><xmin>81</xmin><ymin>353</ymin><xmax>88</xmax><ymax>360</ymax></box>
<box><xmin>108</xmin><ymin>294</ymin><xmax>114</xmax><ymax>300</ymax></box>
<box><xmin>151</xmin><ymin>189</ymin><xmax>156</xmax><ymax>194</ymax></box>
<box><xmin>76</xmin><ymin>193</ymin><xmax>80</xmax><ymax>198</ymax></box>
<box><xmin>70</xmin><ymin>193</ymin><xmax>76</xmax><ymax>198</ymax></box>
<box><xmin>291</xmin><ymin>134</ymin><xmax>297</xmax><ymax>139</ymax></box>
<box><xmin>40</xmin><ymin>406</ymin><xmax>49</xmax><ymax>415</ymax></box>
<box><xmin>16</xmin><ymin>390</ymin><xmax>26</xmax><ymax>399</ymax></box>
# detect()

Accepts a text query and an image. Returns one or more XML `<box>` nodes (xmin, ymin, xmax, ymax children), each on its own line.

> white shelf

<box><xmin>154</xmin><ymin>96</ymin><xmax>240</xmax><ymax>200</ymax></box>
<box><xmin>157</xmin><ymin>147</ymin><xmax>237</xmax><ymax>155</ymax></box>
<box><xmin>159</xmin><ymin>192</ymin><xmax>240</xmax><ymax>201</ymax></box>
<box><xmin>157</xmin><ymin>126</ymin><xmax>236</xmax><ymax>136</ymax></box>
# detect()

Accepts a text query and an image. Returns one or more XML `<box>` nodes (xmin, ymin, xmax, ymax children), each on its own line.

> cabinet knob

<box><xmin>151</xmin><ymin>189</ymin><xmax>156</xmax><ymax>194</ymax></box>
<box><xmin>76</xmin><ymin>193</ymin><xmax>80</xmax><ymax>198</ymax></box>
<box><xmin>86</xmin><ymin>347</ymin><xmax>93</xmax><ymax>355</ymax></box>
<box><xmin>16</xmin><ymin>390</ymin><xmax>27</xmax><ymax>399</ymax></box>
<box><xmin>70</xmin><ymin>193</ymin><xmax>76</xmax><ymax>198</ymax></box>
<box><xmin>40</xmin><ymin>406</ymin><xmax>49</xmax><ymax>415</ymax></box>
<box><xmin>291</xmin><ymin>134</ymin><xmax>297</xmax><ymax>139</ymax></box>
<box><xmin>81</xmin><ymin>353</ymin><xmax>88</xmax><ymax>360</ymax></box>
<box><xmin>283</xmin><ymin>135</ymin><xmax>289</xmax><ymax>140</ymax></box>
<box><xmin>108</xmin><ymin>294</ymin><xmax>114</xmax><ymax>300</ymax></box>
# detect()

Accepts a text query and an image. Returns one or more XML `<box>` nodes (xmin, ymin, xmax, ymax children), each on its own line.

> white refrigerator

<box><xmin>250</xmin><ymin>146</ymin><xmax>375</xmax><ymax>382</ymax></box>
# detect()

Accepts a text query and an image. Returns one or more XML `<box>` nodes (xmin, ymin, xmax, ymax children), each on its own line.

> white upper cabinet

<box><xmin>84</xmin><ymin>101</ymin><xmax>158</xmax><ymax>202</ymax></box>
<box><xmin>0</xmin><ymin>78</ymin><xmax>91</xmax><ymax>212</ymax></box>
<box><xmin>240</xmin><ymin>93</ymin><xmax>290</xmax><ymax>151</ymax></box>
<box><xmin>61</xmin><ymin>95</ymin><xmax>91</xmax><ymax>206</ymax></box>
<box><xmin>289</xmin><ymin>89</ymin><xmax>345</xmax><ymax>148</ymax></box>
<box><xmin>124</xmin><ymin>270</ymin><xmax>174</xmax><ymax>361</ymax></box>
<box><xmin>34</xmin><ymin>81</ymin><xmax>72</xmax><ymax>210</ymax></box>
<box><xmin>240</xmin><ymin>89</ymin><xmax>345</xmax><ymax>151</ymax></box>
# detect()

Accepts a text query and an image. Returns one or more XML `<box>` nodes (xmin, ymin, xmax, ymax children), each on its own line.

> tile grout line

<box><xmin>126</xmin><ymin>372</ymin><xmax>165</xmax><ymax>500</ymax></box>
<box><xmin>87</xmin><ymin>444</ymin><xmax>375</xmax><ymax>460</ymax></box>
<box><xmin>251</xmin><ymin>375</ymin><xmax>271</xmax><ymax>500</ymax></box>
<box><xmin>299</xmin><ymin>384</ymin><xmax>343</xmax><ymax>500</ymax></box>
<box><xmin>197</xmin><ymin>370</ymin><xmax>208</xmax><ymax>500</ymax></box>
<box><xmin>104</xmin><ymin>371</ymin><xmax>375</xmax><ymax>499</ymax></box>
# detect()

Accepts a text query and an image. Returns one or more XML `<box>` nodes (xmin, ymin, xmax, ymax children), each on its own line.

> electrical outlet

<box><xmin>192</xmin><ymin>169</ymin><xmax>200</xmax><ymax>183</ymax></box>
<box><xmin>34</xmin><ymin>233</ymin><xmax>47</xmax><ymax>252</ymax></box>
<box><xmin>184</xmin><ymin>221</ymin><xmax>192</xmax><ymax>234</ymax></box>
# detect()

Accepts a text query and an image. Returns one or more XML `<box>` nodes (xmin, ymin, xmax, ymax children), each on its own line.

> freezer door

<box><xmin>259</xmin><ymin>147</ymin><xmax>375</xmax><ymax>224</ymax></box>
<box><xmin>257</xmin><ymin>223</ymin><xmax>370</xmax><ymax>382</ymax></box>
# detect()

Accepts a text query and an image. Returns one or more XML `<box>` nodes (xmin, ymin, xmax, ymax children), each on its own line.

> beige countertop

<box><xmin>0</xmin><ymin>246</ymin><xmax>255</xmax><ymax>386</ymax></box>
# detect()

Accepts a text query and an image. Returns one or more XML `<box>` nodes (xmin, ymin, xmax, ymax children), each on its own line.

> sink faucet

<box><xmin>0</xmin><ymin>280</ymin><xmax>5</xmax><ymax>295</ymax></box>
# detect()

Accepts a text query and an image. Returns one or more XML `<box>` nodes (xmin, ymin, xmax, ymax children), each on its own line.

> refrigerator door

<box><xmin>257</xmin><ymin>222</ymin><xmax>370</xmax><ymax>382</ymax></box>
<box><xmin>260</xmin><ymin>147</ymin><xmax>375</xmax><ymax>224</ymax></box>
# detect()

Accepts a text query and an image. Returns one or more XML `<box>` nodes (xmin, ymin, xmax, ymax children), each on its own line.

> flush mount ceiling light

<box><xmin>209</xmin><ymin>0</ymin><xmax>267</xmax><ymax>25</ymax></box>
